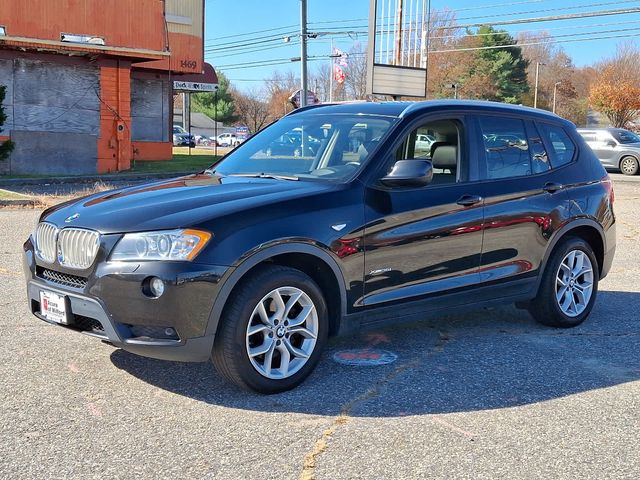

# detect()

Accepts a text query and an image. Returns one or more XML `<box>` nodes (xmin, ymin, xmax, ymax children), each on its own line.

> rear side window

<box><xmin>538</xmin><ymin>124</ymin><xmax>576</xmax><ymax>167</ymax></box>
<box><xmin>478</xmin><ymin>116</ymin><xmax>547</xmax><ymax>179</ymax></box>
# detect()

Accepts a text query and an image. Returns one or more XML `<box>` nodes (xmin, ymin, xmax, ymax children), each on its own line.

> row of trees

<box><xmin>192</xmin><ymin>10</ymin><xmax>640</xmax><ymax>133</ymax></box>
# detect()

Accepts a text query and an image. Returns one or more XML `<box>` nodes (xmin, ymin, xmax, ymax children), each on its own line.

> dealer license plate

<box><xmin>40</xmin><ymin>290</ymin><xmax>68</xmax><ymax>324</ymax></box>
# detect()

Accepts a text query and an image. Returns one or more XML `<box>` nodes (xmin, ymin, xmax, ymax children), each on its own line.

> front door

<box><xmin>362</xmin><ymin>116</ymin><xmax>484</xmax><ymax>307</ymax></box>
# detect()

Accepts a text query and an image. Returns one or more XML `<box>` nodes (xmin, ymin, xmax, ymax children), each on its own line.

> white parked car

<box><xmin>217</xmin><ymin>133</ymin><xmax>239</xmax><ymax>147</ymax></box>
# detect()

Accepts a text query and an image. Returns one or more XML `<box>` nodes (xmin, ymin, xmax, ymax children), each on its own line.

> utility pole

<box><xmin>553</xmin><ymin>81</ymin><xmax>562</xmax><ymax>113</ymax></box>
<box><xmin>329</xmin><ymin>37</ymin><xmax>334</xmax><ymax>102</ymax></box>
<box><xmin>534</xmin><ymin>62</ymin><xmax>545</xmax><ymax>109</ymax></box>
<box><xmin>300</xmin><ymin>0</ymin><xmax>308</xmax><ymax>107</ymax></box>
<box><xmin>394</xmin><ymin>0</ymin><xmax>403</xmax><ymax>66</ymax></box>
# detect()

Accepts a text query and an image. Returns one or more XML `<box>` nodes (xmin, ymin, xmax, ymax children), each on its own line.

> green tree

<box><xmin>0</xmin><ymin>85</ymin><xmax>14</xmax><ymax>162</ymax></box>
<box><xmin>459</xmin><ymin>26</ymin><xmax>529</xmax><ymax>103</ymax></box>
<box><xmin>191</xmin><ymin>71</ymin><xmax>237</xmax><ymax>124</ymax></box>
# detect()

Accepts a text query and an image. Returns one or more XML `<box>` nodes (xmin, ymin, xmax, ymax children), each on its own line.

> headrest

<box><xmin>431</xmin><ymin>144</ymin><xmax>457</xmax><ymax>169</ymax></box>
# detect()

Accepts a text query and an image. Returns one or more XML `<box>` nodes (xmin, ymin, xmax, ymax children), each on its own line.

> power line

<box><xmin>429</xmin><ymin>30</ymin><xmax>640</xmax><ymax>53</ymax></box>
<box><xmin>204</xmin><ymin>24</ymin><xmax>298</xmax><ymax>43</ymax></box>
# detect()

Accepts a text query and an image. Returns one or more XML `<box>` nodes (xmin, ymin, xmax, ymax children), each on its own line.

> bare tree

<box><xmin>344</xmin><ymin>44</ymin><xmax>368</xmax><ymax>100</ymax></box>
<box><xmin>232</xmin><ymin>89</ymin><xmax>271</xmax><ymax>134</ymax></box>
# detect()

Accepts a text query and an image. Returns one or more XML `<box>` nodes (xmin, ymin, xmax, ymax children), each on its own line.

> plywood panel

<box><xmin>9</xmin><ymin>130</ymin><xmax>97</xmax><ymax>175</ymax></box>
<box><xmin>131</xmin><ymin>77</ymin><xmax>169</xmax><ymax>141</ymax></box>
<box><xmin>0</xmin><ymin>59</ymin><xmax>14</xmax><ymax>133</ymax></box>
<box><xmin>11</xmin><ymin>59</ymin><xmax>99</xmax><ymax>134</ymax></box>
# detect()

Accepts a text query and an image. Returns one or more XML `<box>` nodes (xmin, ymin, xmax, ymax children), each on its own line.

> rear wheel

<box><xmin>529</xmin><ymin>237</ymin><xmax>599</xmax><ymax>328</ymax></box>
<box><xmin>620</xmin><ymin>156</ymin><xmax>639</xmax><ymax>175</ymax></box>
<box><xmin>212</xmin><ymin>265</ymin><xmax>328</xmax><ymax>393</ymax></box>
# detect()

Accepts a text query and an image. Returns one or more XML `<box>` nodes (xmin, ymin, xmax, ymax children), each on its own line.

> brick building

<box><xmin>0</xmin><ymin>0</ymin><xmax>212</xmax><ymax>175</ymax></box>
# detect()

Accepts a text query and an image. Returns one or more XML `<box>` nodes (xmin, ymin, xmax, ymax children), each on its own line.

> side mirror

<box><xmin>381</xmin><ymin>160</ymin><xmax>433</xmax><ymax>187</ymax></box>
<box><xmin>606</xmin><ymin>140</ymin><xmax>617</xmax><ymax>147</ymax></box>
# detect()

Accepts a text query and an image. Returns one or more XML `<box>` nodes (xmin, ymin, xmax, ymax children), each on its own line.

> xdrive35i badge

<box><xmin>65</xmin><ymin>213</ymin><xmax>80</xmax><ymax>223</ymax></box>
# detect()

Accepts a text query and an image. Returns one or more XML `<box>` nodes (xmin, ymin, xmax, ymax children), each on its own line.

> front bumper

<box><xmin>23</xmin><ymin>237</ymin><xmax>231</xmax><ymax>362</ymax></box>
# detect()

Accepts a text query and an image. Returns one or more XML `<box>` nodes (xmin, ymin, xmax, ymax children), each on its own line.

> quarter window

<box><xmin>538</xmin><ymin>124</ymin><xmax>576</xmax><ymax>167</ymax></box>
<box><xmin>478</xmin><ymin>116</ymin><xmax>545</xmax><ymax>179</ymax></box>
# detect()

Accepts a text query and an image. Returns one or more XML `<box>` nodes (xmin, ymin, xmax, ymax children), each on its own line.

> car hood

<box><xmin>41</xmin><ymin>174</ymin><xmax>335</xmax><ymax>234</ymax></box>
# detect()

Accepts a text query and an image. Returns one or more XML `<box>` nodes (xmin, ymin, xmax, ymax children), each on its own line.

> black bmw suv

<box><xmin>23</xmin><ymin>100</ymin><xmax>616</xmax><ymax>393</ymax></box>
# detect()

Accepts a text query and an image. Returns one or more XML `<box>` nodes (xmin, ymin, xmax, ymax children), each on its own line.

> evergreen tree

<box><xmin>0</xmin><ymin>85</ymin><xmax>14</xmax><ymax>162</ymax></box>
<box><xmin>475</xmin><ymin>26</ymin><xmax>529</xmax><ymax>104</ymax></box>
<box><xmin>191</xmin><ymin>71</ymin><xmax>238</xmax><ymax>124</ymax></box>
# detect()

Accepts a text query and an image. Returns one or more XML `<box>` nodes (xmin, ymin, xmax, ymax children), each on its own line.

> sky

<box><xmin>203</xmin><ymin>0</ymin><xmax>640</xmax><ymax>90</ymax></box>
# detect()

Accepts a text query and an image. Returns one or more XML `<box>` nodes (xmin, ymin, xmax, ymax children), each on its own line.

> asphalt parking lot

<box><xmin>1</xmin><ymin>176</ymin><xmax>639</xmax><ymax>479</ymax></box>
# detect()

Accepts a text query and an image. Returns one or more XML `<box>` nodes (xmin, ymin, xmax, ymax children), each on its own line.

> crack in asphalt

<box><xmin>299</xmin><ymin>330</ymin><xmax>451</xmax><ymax>480</ymax></box>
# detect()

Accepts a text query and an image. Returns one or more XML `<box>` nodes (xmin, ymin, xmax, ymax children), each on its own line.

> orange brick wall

<box><xmin>97</xmin><ymin>60</ymin><xmax>132</xmax><ymax>173</ymax></box>
<box><xmin>133</xmin><ymin>141</ymin><xmax>173</xmax><ymax>161</ymax></box>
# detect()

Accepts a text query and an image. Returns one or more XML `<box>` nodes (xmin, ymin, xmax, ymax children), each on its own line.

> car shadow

<box><xmin>110</xmin><ymin>290</ymin><xmax>640</xmax><ymax>417</ymax></box>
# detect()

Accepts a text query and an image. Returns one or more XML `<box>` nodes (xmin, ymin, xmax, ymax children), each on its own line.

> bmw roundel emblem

<box><xmin>65</xmin><ymin>213</ymin><xmax>80</xmax><ymax>223</ymax></box>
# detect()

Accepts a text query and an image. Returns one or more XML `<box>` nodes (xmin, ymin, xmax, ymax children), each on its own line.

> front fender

<box><xmin>203</xmin><ymin>241</ymin><xmax>349</xmax><ymax>337</ymax></box>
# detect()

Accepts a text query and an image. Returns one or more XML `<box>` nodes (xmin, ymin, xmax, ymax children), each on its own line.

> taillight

<box><xmin>602</xmin><ymin>175</ymin><xmax>614</xmax><ymax>204</ymax></box>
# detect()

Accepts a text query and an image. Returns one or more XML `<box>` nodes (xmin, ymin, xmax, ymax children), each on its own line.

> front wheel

<box><xmin>528</xmin><ymin>236</ymin><xmax>599</xmax><ymax>328</ymax></box>
<box><xmin>620</xmin><ymin>156</ymin><xmax>639</xmax><ymax>175</ymax></box>
<box><xmin>212</xmin><ymin>265</ymin><xmax>328</xmax><ymax>393</ymax></box>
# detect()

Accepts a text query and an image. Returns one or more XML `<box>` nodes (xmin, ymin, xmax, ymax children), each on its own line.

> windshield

<box><xmin>173</xmin><ymin>126</ymin><xmax>187</xmax><ymax>134</ymax></box>
<box><xmin>212</xmin><ymin>113</ymin><xmax>397</xmax><ymax>181</ymax></box>
<box><xmin>611</xmin><ymin>129</ymin><xmax>640</xmax><ymax>144</ymax></box>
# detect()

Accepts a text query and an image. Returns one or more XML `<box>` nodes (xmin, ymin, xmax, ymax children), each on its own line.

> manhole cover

<box><xmin>332</xmin><ymin>349</ymin><xmax>398</xmax><ymax>366</ymax></box>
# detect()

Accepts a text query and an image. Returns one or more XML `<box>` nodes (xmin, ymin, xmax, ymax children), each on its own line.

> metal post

<box><xmin>394</xmin><ymin>0</ymin><xmax>403</xmax><ymax>66</ymax></box>
<box><xmin>454</xmin><ymin>84</ymin><xmax>458</xmax><ymax>99</ymax></box>
<box><xmin>424</xmin><ymin>0</ymin><xmax>431</xmax><ymax>98</ymax></box>
<box><xmin>187</xmin><ymin>92</ymin><xmax>191</xmax><ymax>156</ymax></box>
<box><xmin>182</xmin><ymin>92</ymin><xmax>187</xmax><ymax>131</ymax></box>
<box><xmin>214</xmin><ymin>90</ymin><xmax>218</xmax><ymax>158</ymax></box>
<box><xmin>534</xmin><ymin>62</ymin><xmax>541</xmax><ymax>109</ymax></box>
<box><xmin>553</xmin><ymin>81</ymin><xmax>561</xmax><ymax>113</ymax></box>
<box><xmin>329</xmin><ymin>37</ymin><xmax>334</xmax><ymax>102</ymax></box>
<box><xmin>300</xmin><ymin>0</ymin><xmax>308</xmax><ymax>108</ymax></box>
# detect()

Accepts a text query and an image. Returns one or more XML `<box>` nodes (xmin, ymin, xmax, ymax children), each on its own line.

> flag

<box><xmin>333</xmin><ymin>48</ymin><xmax>348</xmax><ymax>67</ymax></box>
<box><xmin>333</xmin><ymin>64</ymin><xmax>346</xmax><ymax>84</ymax></box>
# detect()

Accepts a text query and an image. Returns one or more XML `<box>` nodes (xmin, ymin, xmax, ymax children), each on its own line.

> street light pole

<box><xmin>552</xmin><ymin>81</ymin><xmax>562</xmax><ymax>114</ymax></box>
<box><xmin>300</xmin><ymin>0</ymin><xmax>308</xmax><ymax>108</ymax></box>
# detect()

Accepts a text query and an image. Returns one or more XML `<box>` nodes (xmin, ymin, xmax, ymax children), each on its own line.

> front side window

<box><xmin>478</xmin><ymin>116</ymin><xmax>541</xmax><ymax>179</ymax></box>
<box><xmin>538</xmin><ymin>123</ymin><xmax>576</xmax><ymax>167</ymax></box>
<box><xmin>392</xmin><ymin>119</ymin><xmax>462</xmax><ymax>185</ymax></box>
<box><xmin>213</xmin><ymin>114</ymin><xmax>397</xmax><ymax>182</ymax></box>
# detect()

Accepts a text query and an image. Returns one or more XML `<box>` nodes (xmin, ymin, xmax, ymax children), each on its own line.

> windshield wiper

<box><xmin>226</xmin><ymin>173</ymin><xmax>299</xmax><ymax>181</ymax></box>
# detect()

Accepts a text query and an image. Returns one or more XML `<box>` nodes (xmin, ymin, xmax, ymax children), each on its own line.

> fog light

<box><xmin>164</xmin><ymin>327</ymin><xmax>175</xmax><ymax>337</ymax></box>
<box><xmin>149</xmin><ymin>277</ymin><xmax>165</xmax><ymax>297</ymax></box>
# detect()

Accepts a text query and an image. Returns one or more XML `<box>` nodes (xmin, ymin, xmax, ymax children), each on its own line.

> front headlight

<box><xmin>110</xmin><ymin>229</ymin><xmax>211</xmax><ymax>262</ymax></box>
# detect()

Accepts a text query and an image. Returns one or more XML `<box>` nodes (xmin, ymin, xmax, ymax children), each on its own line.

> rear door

<box><xmin>470</xmin><ymin>114</ymin><xmax>572</xmax><ymax>287</ymax></box>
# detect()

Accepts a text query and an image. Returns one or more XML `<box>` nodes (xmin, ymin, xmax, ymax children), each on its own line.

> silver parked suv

<box><xmin>577</xmin><ymin>128</ymin><xmax>640</xmax><ymax>175</ymax></box>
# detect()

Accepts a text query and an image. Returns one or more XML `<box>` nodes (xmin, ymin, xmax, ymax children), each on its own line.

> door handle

<box><xmin>456</xmin><ymin>194</ymin><xmax>483</xmax><ymax>206</ymax></box>
<box><xmin>543</xmin><ymin>182</ymin><xmax>563</xmax><ymax>193</ymax></box>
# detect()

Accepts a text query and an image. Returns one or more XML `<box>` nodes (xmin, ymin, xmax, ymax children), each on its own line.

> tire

<box><xmin>620</xmin><ymin>156</ymin><xmax>639</xmax><ymax>175</ymax></box>
<box><xmin>211</xmin><ymin>265</ymin><xmax>328</xmax><ymax>393</ymax></box>
<box><xmin>528</xmin><ymin>236</ymin><xmax>599</xmax><ymax>328</ymax></box>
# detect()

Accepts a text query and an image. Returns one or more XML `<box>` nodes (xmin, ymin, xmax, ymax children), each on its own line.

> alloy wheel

<box><xmin>555</xmin><ymin>250</ymin><xmax>594</xmax><ymax>317</ymax></box>
<box><xmin>620</xmin><ymin>157</ymin><xmax>638</xmax><ymax>175</ymax></box>
<box><xmin>245</xmin><ymin>286</ymin><xmax>318</xmax><ymax>379</ymax></box>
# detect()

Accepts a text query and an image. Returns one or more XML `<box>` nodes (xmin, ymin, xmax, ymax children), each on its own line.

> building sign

<box><xmin>173</xmin><ymin>81</ymin><xmax>218</xmax><ymax>92</ymax></box>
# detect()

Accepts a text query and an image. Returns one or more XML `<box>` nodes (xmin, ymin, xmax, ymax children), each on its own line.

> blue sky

<box><xmin>204</xmin><ymin>0</ymin><xmax>640</xmax><ymax>89</ymax></box>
